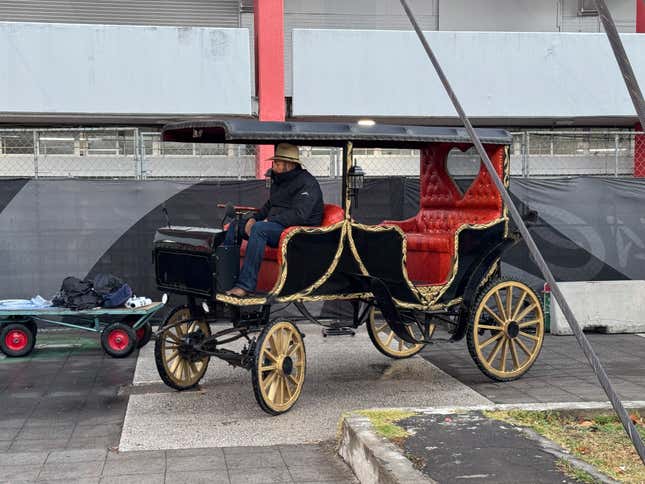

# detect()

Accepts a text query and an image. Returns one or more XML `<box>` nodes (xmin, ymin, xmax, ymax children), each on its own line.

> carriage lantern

<box><xmin>348</xmin><ymin>162</ymin><xmax>364</xmax><ymax>194</ymax></box>
<box><xmin>264</xmin><ymin>168</ymin><xmax>272</xmax><ymax>189</ymax></box>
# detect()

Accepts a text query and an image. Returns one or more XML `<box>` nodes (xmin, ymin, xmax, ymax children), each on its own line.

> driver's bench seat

<box><xmin>240</xmin><ymin>203</ymin><xmax>345</xmax><ymax>292</ymax></box>
<box><xmin>382</xmin><ymin>144</ymin><xmax>504</xmax><ymax>285</ymax></box>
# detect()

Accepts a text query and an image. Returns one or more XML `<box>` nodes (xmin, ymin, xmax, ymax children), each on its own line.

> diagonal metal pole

<box><xmin>593</xmin><ymin>0</ymin><xmax>645</xmax><ymax>128</ymax></box>
<box><xmin>399</xmin><ymin>0</ymin><xmax>645</xmax><ymax>464</ymax></box>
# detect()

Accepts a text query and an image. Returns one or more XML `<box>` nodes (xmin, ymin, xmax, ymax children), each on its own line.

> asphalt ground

<box><xmin>398</xmin><ymin>411</ymin><xmax>584</xmax><ymax>483</ymax></box>
<box><xmin>121</xmin><ymin>324</ymin><xmax>489</xmax><ymax>451</ymax></box>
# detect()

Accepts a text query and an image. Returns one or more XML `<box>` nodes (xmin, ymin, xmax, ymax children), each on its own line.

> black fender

<box><xmin>347</xmin><ymin>273</ymin><xmax>419</xmax><ymax>345</ymax></box>
<box><xmin>450</xmin><ymin>236</ymin><xmax>519</xmax><ymax>342</ymax></box>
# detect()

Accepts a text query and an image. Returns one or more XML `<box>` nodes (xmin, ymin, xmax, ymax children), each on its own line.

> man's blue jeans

<box><xmin>224</xmin><ymin>220</ymin><xmax>285</xmax><ymax>292</ymax></box>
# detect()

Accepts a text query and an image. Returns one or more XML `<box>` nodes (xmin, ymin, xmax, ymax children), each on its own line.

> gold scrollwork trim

<box><xmin>272</xmin><ymin>221</ymin><xmax>348</xmax><ymax>303</ymax></box>
<box><xmin>215</xmin><ymin>291</ymin><xmax>374</xmax><ymax>307</ymax></box>
<box><xmin>269</xmin><ymin>220</ymin><xmax>346</xmax><ymax>298</ymax></box>
<box><xmin>415</xmin><ymin>217</ymin><xmax>508</xmax><ymax>308</ymax></box>
<box><xmin>348</xmin><ymin>221</ymin><xmax>426</xmax><ymax>305</ymax></box>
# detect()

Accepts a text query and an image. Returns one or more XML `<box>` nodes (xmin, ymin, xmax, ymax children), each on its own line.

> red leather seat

<box><xmin>383</xmin><ymin>143</ymin><xmax>505</xmax><ymax>285</ymax></box>
<box><xmin>240</xmin><ymin>203</ymin><xmax>345</xmax><ymax>291</ymax></box>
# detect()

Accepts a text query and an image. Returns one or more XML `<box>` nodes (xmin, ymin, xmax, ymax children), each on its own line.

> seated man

<box><xmin>224</xmin><ymin>143</ymin><xmax>324</xmax><ymax>297</ymax></box>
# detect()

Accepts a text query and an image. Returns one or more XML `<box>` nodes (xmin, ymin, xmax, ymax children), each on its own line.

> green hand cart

<box><xmin>0</xmin><ymin>302</ymin><xmax>165</xmax><ymax>358</ymax></box>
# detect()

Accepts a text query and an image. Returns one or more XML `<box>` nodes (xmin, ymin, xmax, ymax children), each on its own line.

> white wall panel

<box><xmin>0</xmin><ymin>22</ymin><xmax>252</xmax><ymax>116</ymax></box>
<box><xmin>292</xmin><ymin>29</ymin><xmax>645</xmax><ymax>119</ymax></box>
<box><xmin>284</xmin><ymin>0</ymin><xmax>437</xmax><ymax>95</ymax></box>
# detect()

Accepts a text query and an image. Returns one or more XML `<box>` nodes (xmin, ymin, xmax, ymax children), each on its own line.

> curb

<box><xmin>393</xmin><ymin>400</ymin><xmax>645</xmax><ymax>417</ymax></box>
<box><xmin>338</xmin><ymin>402</ymin><xmax>645</xmax><ymax>484</ymax></box>
<box><xmin>338</xmin><ymin>414</ymin><xmax>436</xmax><ymax>484</ymax></box>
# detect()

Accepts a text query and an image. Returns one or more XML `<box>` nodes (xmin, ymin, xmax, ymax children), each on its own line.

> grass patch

<box><xmin>556</xmin><ymin>459</ymin><xmax>600</xmax><ymax>484</ymax></box>
<box><xmin>357</xmin><ymin>409</ymin><xmax>416</xmax><ymax>440</ymax></box>
<box><xmin>484</xmin><ymin>409</ymin><xmax>645</xmax><ymax>483</ymax></box>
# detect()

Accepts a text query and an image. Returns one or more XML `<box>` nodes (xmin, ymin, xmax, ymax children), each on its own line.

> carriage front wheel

<box><xmin>252</xmin><ymin>320</ymin><xmax>306</xmax><ymax>415</ymax></box>
<box><xmin>154</xmin><ymin>306</ymin><xmax>211</xmax><ymax>391</ymax></box>
<box><xmin>467</xmin><ymin>278</ymin><xmax>545</xmax><ymax>381</ymax></box>
<box><xmin>367</xmin><ymin>308</ymin><xmax>429</xmax><ymax>359</ymax></box>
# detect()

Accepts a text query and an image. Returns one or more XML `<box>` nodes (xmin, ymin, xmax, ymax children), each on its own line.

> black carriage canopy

<box><xmin>161</xmin><ymin>119</ymin><xmax>512</xmax><ymax>148</ymax></box>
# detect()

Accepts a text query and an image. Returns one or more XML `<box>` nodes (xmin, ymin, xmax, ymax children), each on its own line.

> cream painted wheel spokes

<box><xmin>467</xmin><ymin>279</ymin><xmax>544</xmax><ymax>381</ymax></box>
<box><xmin>367</xmin><ymin>308</ymin><xmax>428</xmax><ymax>359</ymax></box>
<box><xmin>252</xmin><ymin>320</ymin><xmax>306</xmax><ymax>415</ymax></box>
<box><xmin>154</xmin><ymin>307</ymin><xmax>211</xmax><ymax>390</ymax></box>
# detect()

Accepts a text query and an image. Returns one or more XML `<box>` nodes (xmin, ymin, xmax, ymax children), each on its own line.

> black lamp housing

<box><xmin>264</xmin><ymin>168</ymin><xmax>273</xmax><ymax>189</ymax></box>
<box><xmin>348</xmin><ymin>163</ymin><xmax>365</xmax><ymax>207</ymax></box>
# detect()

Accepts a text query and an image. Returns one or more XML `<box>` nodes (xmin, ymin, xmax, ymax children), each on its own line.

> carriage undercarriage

<box><xmin>154</xmin><ymin>274</ymin><xmax>544</xmax><ymax>415</ymax></box>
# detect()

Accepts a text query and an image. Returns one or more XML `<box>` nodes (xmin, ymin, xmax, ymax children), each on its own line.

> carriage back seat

<box><xmin>382</xmin><ymin>144</ymin><xmax>505</xmax><ymax>285</ymax></box>
<box><xmin>240</xmin><ymin>203</ymin><xmax>345</xmax><ymax>292</ymax></box>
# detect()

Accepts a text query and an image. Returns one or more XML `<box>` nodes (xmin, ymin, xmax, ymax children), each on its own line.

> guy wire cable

<box><xmin>399</xmin><ymin>0</ymin><xmax>645</xmax><ymax>464</ymax></box>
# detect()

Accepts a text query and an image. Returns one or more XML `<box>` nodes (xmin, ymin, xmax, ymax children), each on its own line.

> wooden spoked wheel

<box><xmin>367</xmin><ymin>308</ymin><xmax>429</xmax><ymax>359</ymax></box>
<box><xmin>467</xmin><ymin>278</ymin><xmax>544</xmax><ymax>381</ymax></box>
<box><xmin>154</xmin><ymin>306</ymin><xmax>211</xmax><ymax>391</ymax></box>
<box><xmin>252</xmin><ymin>320</ymin><xmax>306</xmax><ymax>415</ymax></box>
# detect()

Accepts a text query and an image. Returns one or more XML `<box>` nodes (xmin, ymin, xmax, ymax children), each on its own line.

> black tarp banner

<box><xmin>1</xmin><ymin>177</ymin><xmax>643</xmax><ymax>317</ymax></box>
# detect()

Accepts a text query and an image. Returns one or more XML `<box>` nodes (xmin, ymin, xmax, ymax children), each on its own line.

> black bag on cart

<box><xmin>52</xmin><ymin>276</ymin><xmax>101</xmax><ymax>310</ymax></box>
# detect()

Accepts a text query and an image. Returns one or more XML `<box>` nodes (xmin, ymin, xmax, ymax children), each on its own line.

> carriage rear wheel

<box><xmin>367</xmin><ymin>308</ymin><xmax>429</xmax><ymax>359</ymax></box>
<box><xmin>154</xmin><ymin>306</ymin><xmax>211</xmax><ymax>391</ymax></box>
<box><xmin>467</xmin><ymin>278</ymin><xmax>544</xmax><ymax>381</ymax></box>
<box><xmin>252</xmin><ymin>320</ymin><xmax>306</xmax><ymax>415</ymax></box>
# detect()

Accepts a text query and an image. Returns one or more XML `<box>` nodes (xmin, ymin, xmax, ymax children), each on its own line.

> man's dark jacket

<box><xmin>252</xmin><ymin>166</ymin><xmax>324</xmax><ymax>227</ymax></box>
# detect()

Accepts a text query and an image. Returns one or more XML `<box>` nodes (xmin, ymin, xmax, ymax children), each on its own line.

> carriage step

<box><xmin>321</xmin><ymin>327</ymin><xmax>356</xmax><ymax>337</ymax></box>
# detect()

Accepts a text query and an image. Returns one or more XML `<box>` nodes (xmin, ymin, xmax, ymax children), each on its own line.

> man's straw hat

<box><xmin>268</xmin><ymin>143</ymin><xmax>301</xmax><ymax>164</ymax></box>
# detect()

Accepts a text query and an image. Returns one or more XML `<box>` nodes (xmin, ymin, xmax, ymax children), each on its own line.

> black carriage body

<box><xmin>153</xmin><ymin>226</ymin><xmax>238</xmax><ymax>297</ymax></box>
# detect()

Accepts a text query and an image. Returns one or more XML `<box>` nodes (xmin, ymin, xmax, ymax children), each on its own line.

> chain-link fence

<box><xmin>1</xmin><ymin>128</ymin><xmax>644</xmax><ymax>179</ymax></box>
<box><xmin>511</xmin><ymin>130</ymin><xmax>645</xmax><ymax>177</ymax></box>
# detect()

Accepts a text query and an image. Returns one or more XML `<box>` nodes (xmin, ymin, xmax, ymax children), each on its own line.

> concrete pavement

<box><xmin>120</xmin><ymin>325</ymin><xmax>489</xmax><ymax>450</ymax></box>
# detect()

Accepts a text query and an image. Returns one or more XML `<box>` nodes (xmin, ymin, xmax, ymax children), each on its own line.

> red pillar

<box><xmin>254</xmin><ymin>0</ymin><xmax>285</xmax><ymax>179</ymax></box>
<box><xmin>635</xmin><ymin>1</ymin><xmax>645</xmax><ymax>177</ymax></box>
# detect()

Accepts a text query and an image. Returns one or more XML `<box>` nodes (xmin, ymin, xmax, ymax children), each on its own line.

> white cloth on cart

<box><xmin>0</xmin><ymin>295</ymin><xmax>53</xmax><ymax>309</ymax></box>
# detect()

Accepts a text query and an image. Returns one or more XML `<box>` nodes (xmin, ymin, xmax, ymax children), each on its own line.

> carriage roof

<box><xmin>162</xmin><ymin>119</ymin><xmax>512</xmax><ymax>148</ymax></box>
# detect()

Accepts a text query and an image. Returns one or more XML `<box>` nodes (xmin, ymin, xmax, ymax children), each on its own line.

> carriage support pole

<box><xmin>399</xmin><ymin>0</ymin><xmax>645</xmax><ymax>463</ymax></box>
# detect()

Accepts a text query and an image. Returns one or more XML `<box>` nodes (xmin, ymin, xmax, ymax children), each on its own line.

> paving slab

<box><xmin>121</xmin><ymin>325</ymin><xmax>490</xmax><ymax>450</ymax></box>
<box><xmin>422</xmin><ymin>333</ymin><xmax>645</xmax><ymax>404</ymax></box>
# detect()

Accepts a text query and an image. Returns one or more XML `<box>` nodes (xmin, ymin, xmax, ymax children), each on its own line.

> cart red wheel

<box><xmin>135</xmin><ymin>322</ymin><xmax>153</xmax><ymax>349</ymax></box>
<box><xmin>0</xmin><ymin>323</ymin><xmax>36</xmax><ymax>357</ymax></box>
<box><xmin>101</xmin><ymin>323</ymin><xmax>136</xmax><ymax>358</ymax></box>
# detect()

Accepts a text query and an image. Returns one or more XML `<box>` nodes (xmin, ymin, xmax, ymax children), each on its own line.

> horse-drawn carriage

<box><xmin>152</xmin><ymin>119</ymin><xmax>544</xmax><ymax>414</ymax></box>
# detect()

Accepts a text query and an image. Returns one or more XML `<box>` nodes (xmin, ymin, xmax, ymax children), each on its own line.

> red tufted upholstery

<box><xmin>240</xmin><ymin>204</ymin><xmax>345</xmax><ymax>292</ymax></box>
<box><xmin>384</xmin><ymin>143</ymin><xmax>505</xmax><ymax>285</ymax></box>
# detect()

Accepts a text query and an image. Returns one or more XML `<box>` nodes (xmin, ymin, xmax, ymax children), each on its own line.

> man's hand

<box><xmin>244</xmin><ymin>218</ymin><xmax>256</xmax><ymax>236</ymax></box>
